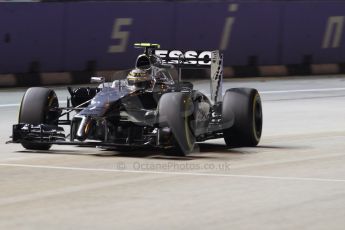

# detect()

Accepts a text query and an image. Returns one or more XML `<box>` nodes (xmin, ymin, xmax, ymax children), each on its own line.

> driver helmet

<box><xmin>126</xmin><ymin>68</ymin><xmax>153</xmax><ymax>89</ymax></box>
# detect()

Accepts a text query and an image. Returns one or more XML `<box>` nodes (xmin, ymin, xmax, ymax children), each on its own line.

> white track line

<box><xmin>0</xmin><ymin>103</ymin><xmax>19</xmax><ymax>108</ymax></box>
<box><xmin>0</xmin><ymin>100</ymin><xmax>67</xmax><ymax>108</ymax></box>
<box><xmin>0</xmin><ymin>88</ymin><xmax>344</xmax><ymax>108</ymax></box>
<box><xmin>260</xmin><ymin>87</ymin><xmax>345</xmax><ymax>94</ymax></box>
<box><xmin>1</xmin><ymin>163</ymin><xmax>345</xmax><ymax>183</ymax></box>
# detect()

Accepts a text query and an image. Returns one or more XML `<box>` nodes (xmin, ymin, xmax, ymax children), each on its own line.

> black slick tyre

<box><xmin>158</xmin><ymin>92</ymin><xmax>195</xmax><ymax>156</ymax></box>
<box><xmin>18</xmin><ymin>87</ymin><xmax>59</xmax><ymax>150</ymax></box>
<box><xmin>222</xmin><ymin>88</ymin><xmax>263</xmax><ymax>147</ymax></box>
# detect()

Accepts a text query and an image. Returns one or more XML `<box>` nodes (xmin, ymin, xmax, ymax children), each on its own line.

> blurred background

<box><xmin>1</xmin><ymin>0</ymin><xmax>345</xmax><ymax>85</ymax></box>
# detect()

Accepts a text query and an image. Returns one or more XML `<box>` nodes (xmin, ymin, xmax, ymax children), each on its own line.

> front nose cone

<box><xmin>76</xmin><ymin>116</ymin><xmax>92</xmax><ymax>141</ymax></box>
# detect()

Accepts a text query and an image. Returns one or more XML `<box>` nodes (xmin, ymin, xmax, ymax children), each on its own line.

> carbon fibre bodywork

<box><xmin>9</xmin><ymin>44</ymin><xmax>236</xmax><ymax>154</ymax></box>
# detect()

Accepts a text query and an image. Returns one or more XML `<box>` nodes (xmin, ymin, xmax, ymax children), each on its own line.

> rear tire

<box><xmin>19</xmin><ymin>87</ymin><xmax>59</xmax><ymax>150</ymax></box>
<box><xmin>222</xmin><ymin>88</ymin><xmax>263</xmax><ymax>147</ymax></box>
<box><xmin>158</xmin><ymin>93</ymin><xmax>195</xmax><ymax>156</ymax></box>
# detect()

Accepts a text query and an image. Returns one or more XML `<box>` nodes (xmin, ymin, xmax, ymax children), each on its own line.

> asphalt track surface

<box><xmin>0</xmin><ymin>76</ymin><xmax>345</xmax><ymax>230</ymax></box>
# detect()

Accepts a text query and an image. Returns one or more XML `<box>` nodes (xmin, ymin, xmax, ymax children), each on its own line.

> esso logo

<box><xmin>155</xmin><ymin>50</ymin><xmax>212</xmax><ymax>65</ymax></box>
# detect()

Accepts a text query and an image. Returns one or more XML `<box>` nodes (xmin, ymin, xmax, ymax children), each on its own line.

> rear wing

<box><xmin>154</xmin><ymin>49</ymin><xmax>223</xmax><ymax>104</ymax></box>
<box><xmin>154</xmin><ymin>50</ymin><xmax>213</xmax><ymax>67</ymax></box>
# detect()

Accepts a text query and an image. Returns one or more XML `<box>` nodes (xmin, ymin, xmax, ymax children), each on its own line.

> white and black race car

<box><xmin>9</xmin><ymin>43</ymin><xmax>263</xmax><ymax>156</ymax></box>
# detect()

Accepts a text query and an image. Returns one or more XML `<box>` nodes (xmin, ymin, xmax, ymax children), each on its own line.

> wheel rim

<box><xmin>45</xmin><ymin>92</ymin><xmax>59</xmax><ymax>125</ymax></box>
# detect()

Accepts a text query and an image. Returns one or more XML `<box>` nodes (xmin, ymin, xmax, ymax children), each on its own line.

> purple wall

<box><xmin>0</xmin><ymin>4</ymin><xmax>64</xmax><ymax>73</ymax></box>
<box><xmin>1</xmin><ymin>1</ymin><xmax>345</xmax><ymax>73</ymax></box>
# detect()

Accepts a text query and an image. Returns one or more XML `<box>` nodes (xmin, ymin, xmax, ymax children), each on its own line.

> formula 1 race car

<box><xmin>9</xmin><ymin>43</ymin><xmax>263</xmax><ymax>156</ymax></box>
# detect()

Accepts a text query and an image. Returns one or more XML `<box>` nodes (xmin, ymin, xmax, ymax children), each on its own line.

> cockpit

<box><xmin>122</xmin><ymin>46</ymin><xmax>175</xmax><ymax>91</ymax></box>
<box><xmin>109</xmin><ymin>43</ymin><xmax>176</xmax><ymax>91</ymax></box>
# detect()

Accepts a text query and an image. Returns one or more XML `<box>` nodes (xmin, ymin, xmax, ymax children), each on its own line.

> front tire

<box><xmin>222</xmin><ymin>88</ymin><xmax>263</xmax><ymax>147</ymax></box>
<box><xmin>158</xmin><ymin>93</ymin><xmax>195</xmax><ymax>156</ymax></box>
<box><xmin>19</xmin><ymin>87</ymin><xmax>59</xmax><ymax>150</ymax></box>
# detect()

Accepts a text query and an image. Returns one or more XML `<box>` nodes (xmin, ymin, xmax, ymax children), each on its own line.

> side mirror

<box><xmin>90</xmin><ymin>77</ymin><xmax>105</xmax><ymax>84</ymax></box>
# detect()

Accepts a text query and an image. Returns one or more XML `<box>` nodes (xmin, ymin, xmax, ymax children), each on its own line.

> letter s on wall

<box><xmin>108</xmin><ymin>18</ymin><xmax>133</xmax><ymax>53</ymax></box>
